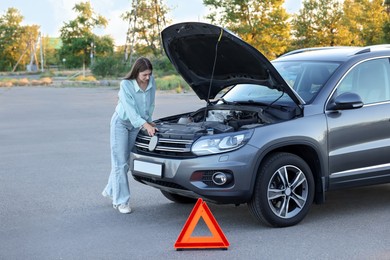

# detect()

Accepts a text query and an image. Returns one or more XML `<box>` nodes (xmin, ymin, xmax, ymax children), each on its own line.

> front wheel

<box><xmin>248</xmin><ymin>152</ymin><xmax>314</xmax><ymax>227</ymax></box>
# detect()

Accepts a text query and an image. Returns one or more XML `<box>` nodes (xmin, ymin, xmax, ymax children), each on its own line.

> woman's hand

<box><xmin>143</xmin><ymin>122</ymin><xmax>158</xmax><ymax>136</ymax></box>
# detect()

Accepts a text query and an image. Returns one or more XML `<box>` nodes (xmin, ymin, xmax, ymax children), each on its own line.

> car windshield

<box><xmin>221</xmin><ymin>83</ymin><xmax>294</xmax><ymax>106</ymax></box>
<box><xmin>218</xmin><ymin>61</ymin><xmax>340</xmax><ymax>105</ymax></box>
<box><xmin>272</xmin><ymin>61</ymin><xmax>340</xmax><ymax>103</ymax></box>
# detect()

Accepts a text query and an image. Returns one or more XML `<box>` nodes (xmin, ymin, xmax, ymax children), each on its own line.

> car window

<box><xmin>336</xmin><ymin>58</ymin><xmax>390</xmax><ymax>104</ymax></box>
<box><xmin>221</xmin><ymin>83</ymin><xmax>294</xmax><ymax>105</ymax></box>
<box><xmin>273</xmin><ymin>61</ymin><xmax>339</xmax><ymax>103</ymax></box>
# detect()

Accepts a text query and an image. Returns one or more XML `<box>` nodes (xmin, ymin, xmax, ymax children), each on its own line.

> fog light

<box><xmin>212</xmin><ymin>172</ymin><xmax>231</xmax><ymax>186</ymax></box>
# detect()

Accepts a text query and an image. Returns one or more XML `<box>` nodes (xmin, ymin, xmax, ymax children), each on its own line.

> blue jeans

<box><xmin>103</xmin><ymin>112</ymin><xmax>139</xmax><ymax>206</ymax></box>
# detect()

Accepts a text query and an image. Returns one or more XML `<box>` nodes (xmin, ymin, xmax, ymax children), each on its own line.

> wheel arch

<box><xmin>251</xmin><ymin>143</ymin><xmax>326</xmax><ymax>204</ymax></box>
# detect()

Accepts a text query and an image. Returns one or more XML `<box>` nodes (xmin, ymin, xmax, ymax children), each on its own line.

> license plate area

<box><xmin>133</xmin><ymin>160</ymin><xmax>163</xmax><ymax>178</ymax></box>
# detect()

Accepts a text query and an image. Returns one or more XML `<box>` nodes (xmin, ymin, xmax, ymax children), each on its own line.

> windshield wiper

<box><xmin>236</xmin><ymin>100</ymin><xmax>269</xmax><ymax>106</ymax></box>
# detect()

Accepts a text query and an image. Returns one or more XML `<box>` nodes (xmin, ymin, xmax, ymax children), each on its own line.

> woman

<box><xmin>102</xmin><ymin>57</ymin><xmax>158</xmax><ymax>214</ymax></box>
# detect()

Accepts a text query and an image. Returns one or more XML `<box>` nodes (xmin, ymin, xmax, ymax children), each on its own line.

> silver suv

<box><xmin>131</xmin><ymin>22</ymin><xmax>390</xmax><ymax>227</ymax></box>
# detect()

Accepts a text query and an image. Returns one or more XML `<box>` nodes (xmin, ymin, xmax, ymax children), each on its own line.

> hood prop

<box><xmin>203</xmin><ymin>28</ymin><xmax>224</xmax><ymax>122</ymax></box>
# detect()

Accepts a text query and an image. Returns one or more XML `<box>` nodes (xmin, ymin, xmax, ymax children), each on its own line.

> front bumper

<box><xmin>130</xmin><ymin>144</ymin><xmax>259</xmax><ymax>204</ymax></box>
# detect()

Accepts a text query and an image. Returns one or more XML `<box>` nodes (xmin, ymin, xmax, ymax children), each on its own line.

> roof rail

<box><xmin>279</xmin><ymin>46</ymin><xmax>347</xmax><ymax>57</ymax></box>
<box><xmin>354</xmin><ymin>44</ymin><xmax>390</xmax><ymax>55</ymax></box>
<box><xmin>280</xmin><ymin>45</ymin><xmax>390</xmax><ymax>58</ymax></box>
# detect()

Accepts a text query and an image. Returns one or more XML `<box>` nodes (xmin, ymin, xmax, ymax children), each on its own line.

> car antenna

<box><xmin>203</xmin><ymin>27</ymin><xmax>224</xmax><ymax>124</ymax></box>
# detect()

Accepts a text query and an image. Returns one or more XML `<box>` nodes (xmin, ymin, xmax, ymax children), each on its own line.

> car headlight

<box><xmin>191</xmin><ymin>130</ymin><xmax>253</xmax><ymax>156</ymax></box>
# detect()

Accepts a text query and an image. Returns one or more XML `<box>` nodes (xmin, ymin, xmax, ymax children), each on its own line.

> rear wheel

<box><xmin>161</xmin><ymin>190</ymin><xmax>197</xmax><ymax>204</ymax></box>
<box><xmin>248</xmin><ymin>152</ymin><xmax>314</xmax><ymax>227</ymax></box>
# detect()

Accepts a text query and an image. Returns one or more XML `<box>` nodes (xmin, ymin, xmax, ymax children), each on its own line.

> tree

<box><xmin>342</xmin><ymin>0</ymin><xmax>387</xmax><ymax>46</ymax></box>
<box><xmin>0</xmin><ymin>8</ymin><xmax>22</xmax><ymax>70</ymax></box>
<box><xmin>384</xmin><ymin>0</ymin><xmax>390</xmax><ymax>42</ymax></box>
<box><xmin>122</xmin><ymin>0</ymin><xmax>171</xmax><ymax>63</ymax></box>
<box><xmin>40</xmin><ymin>36</ymin><xmax>61</xmax><ymax>68</ymax></box>
<box><xmin>21</xmin><ymin>25</ymin><xmax>41</xmax><ymax>71</ymax></box>
<box><xmin>292</xmin><ymin>0</ymin><xmax>388</xmax><ymax>49</ymax></box>
<box><xmin>59</xmin><ymin>1</ymin><xmax>113</xmax><ymax>69</ymax></box>
<box><xmin>292</xmin><ymin>0</ymin><xmax>345</xmax><ymax>48</ymax></box>
<box><xmin>0</xmin><ymin>8</ymin><xmax>40</xmax><ymax>71</ymax></box>
<box><xmin>203</xmin><ymin>0</ymin><xmax>291</xmax><ymax>59</ymax></box>
<box><xmin>383</xmin><ymin>20</ymin><xmax>390</xmax><ymax>43</ymax></box>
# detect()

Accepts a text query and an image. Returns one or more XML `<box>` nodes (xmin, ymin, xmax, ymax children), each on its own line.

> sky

<box><xmin>0</xmin><ymin>0</ymin><xmax>302</xmax><ymax>46</ymax></box>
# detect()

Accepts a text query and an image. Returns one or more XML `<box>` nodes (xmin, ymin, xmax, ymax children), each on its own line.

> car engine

<box><xmin>134</xmin><ymin>105</ymin><xmax>285</xmax><ymax>158</ymax></box>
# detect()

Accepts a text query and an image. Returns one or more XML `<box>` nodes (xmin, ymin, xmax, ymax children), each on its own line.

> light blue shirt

<box><xmin>115</xmin><ymin>75</ymin><xmax>156</xmax><ymax>128</ymax></box>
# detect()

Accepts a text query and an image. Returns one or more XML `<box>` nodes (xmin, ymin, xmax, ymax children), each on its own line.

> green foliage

<box><xmin>204</xmin><ymin>0</ymin><xmax>291</xmax><ymax>59</ymax></box>
<box><xmin>383</xmin><ymin>21</ymin><xmax>390</xmax><ymax>43</ymax></box>
<box><xmin>0</xmin><ymin>8</ymin><xmax>40</xmax><ymax>71</ymax></box>
<box><xmin>0</xmin><ymin>8</ymin><xmax>23</xmax><ymax>70</ymax></box>
<box><xmin>59</xmin><ymin>1</ymin><xmax>113</xmax><ymax>69</ymax></box>
<box><xmin>91</xmin><ymin>55</ymin><xmax>177</xmax><ymax>80</ymax></box>
<box><xmin>292</xmin><ymin>0</ymin><xmax>388</xmax><ymax>49</ymax></box>
<box><xmin>2</xmin><ymin>1</ymin><xmax>390</xmax><ymax>73</ymax></box>
<box><xmin>122</xmin><ymin>0</ymin><xmax>171</xmax><ymax>59</ymax></box>
<box><xmin>60</xmin><ymin>2</ymin><xmax>107</xmax><ymax>40</ymax></box>
<box><xmin>42</xmin><ymin>36</ymin><xmax>61</xmax><ymax>67</ymax></box>
<box><xmin>204</xmin><ymin>0</ymin><xmax>390</xmax><ymax>55</ymax></box>
<box><xmin>94</xmin><ymin>36</ymin><xmax>114</xmax><ymax>57</ymax></box>
<box><xmin>345</xmin><ymin>0</ymin><xmax>387</xmax><ymax>45</ymax></box>
<box><xmin>155</xmin><ymin>74</ymin><xmax>189</xmax><ymax>91</ymax></box>
<box><xmin>292</xmin><ymin>0</ymin><xmax>344</xmax><ymax>48</ymax></box>
<box><xmin>150</xmin><ymin>55</ymin><xmax>176</xmax><ymax>77</ymax></box>
<box><xmin>91</xmin><ymin>56</ymin><xmax>128</xmax><ymax>78</ymax></box>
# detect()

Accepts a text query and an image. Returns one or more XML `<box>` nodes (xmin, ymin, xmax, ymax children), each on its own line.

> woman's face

<box><xmin>137</xmin><ymin>69</ymin><xmax>152</xmax><ymax>86</ymax></box>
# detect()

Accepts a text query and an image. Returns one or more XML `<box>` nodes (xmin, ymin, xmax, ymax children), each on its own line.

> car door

<box><xmin>326</xmin><ymin>58</ymin><xmax>390</xmax><ymax>188</ymax></box>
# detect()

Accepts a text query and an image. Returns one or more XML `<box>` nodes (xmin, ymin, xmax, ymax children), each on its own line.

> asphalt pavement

<box><xmin>1</xmin><ymin>86</ymin><xmax>389</xmax><ymax>259</ymax></box>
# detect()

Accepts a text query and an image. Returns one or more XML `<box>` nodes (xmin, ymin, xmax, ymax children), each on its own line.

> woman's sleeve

<box><xmin>118</xmin><ymin>80</ymin><xmax>146</xmax><ymax>128</ymax></box>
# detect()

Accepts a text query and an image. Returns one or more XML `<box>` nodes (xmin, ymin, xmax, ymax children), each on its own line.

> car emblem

<box><xmin>148</xmin><ymin>135</ymin><xmax>159</xmax><ymax>151</ymax></box>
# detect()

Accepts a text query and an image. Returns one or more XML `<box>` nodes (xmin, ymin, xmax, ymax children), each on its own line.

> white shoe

<box><xmin>113</xmin><ymin>204</ymin><xmax>132</xmax><ymax>214</ymax></box>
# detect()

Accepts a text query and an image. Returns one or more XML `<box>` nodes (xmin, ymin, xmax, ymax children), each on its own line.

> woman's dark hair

<box><xmin>124</xmin><ymin>57</ymin><xmax>153</xmax><ymax>80</ymax></box>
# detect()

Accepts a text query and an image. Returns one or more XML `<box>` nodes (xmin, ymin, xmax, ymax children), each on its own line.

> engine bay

<box><xmin>149</xmin><ymin>104</ymin><xmax>297</xmax><ymax>140</ymax></box>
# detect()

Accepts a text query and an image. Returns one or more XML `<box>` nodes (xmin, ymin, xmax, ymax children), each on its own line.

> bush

<box><xmin>0</xmin><ymin>77</ymin><xmax>53</xmax><ymax>87</ymax></box>
<box><xmin>0</xmin><ymin>81</ymin><xmax>13</xmax><ymax>87</ymax></box>
<box><xmin>74</xmin><ymin>75</ymin><xmax>97</xmax><ymax>81</ymax></box>
<box><xmin>91</xmin><ymin>57</ymin><xmax>128</xmax><ymax>78</ymax></box>
<box><xmin>16</xmin><ymin>78</ymin><xmax>29</xmax><ymax>86</ymax></box>
<box><xmin>150</xmin><ymin>56</ymin><xmax>176</xmax><ymax>77</ymax></box>
<box><xmin>155</xmin><ymin>74</ymin><xmax>190</xmax><ymax>91</ymax></box>
<box><xmin>31</xmin><ymin>80</ymin><xmax>41</xmax><ymax>86</ymax></box>
<box><xmin>41</xmin><ymin>77</ymin><xmax>53</xmax><ymax>85</ymax></box>
<box><xmin>31</xmin><ymin>78</ymin><xmax>53</xmax><ymax>86</ymax></box>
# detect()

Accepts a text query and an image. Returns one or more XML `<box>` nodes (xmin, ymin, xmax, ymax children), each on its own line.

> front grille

<box><xmin>135</xmin><ymin>134</ymin><xmax>197</xmax><ymax>158</ymax></box>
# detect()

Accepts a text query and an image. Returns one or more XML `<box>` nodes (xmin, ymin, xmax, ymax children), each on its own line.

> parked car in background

<box><xmin>131</xmin><ymin>22</ymin><xmax>390</xmax><ymax>227</ymax></box>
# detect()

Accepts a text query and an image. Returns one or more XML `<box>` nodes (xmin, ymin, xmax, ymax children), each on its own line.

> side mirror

<box><xmin>327</xmin><ymin>92</ymin><xmax>364</xmax><ymax>110</ymax></box>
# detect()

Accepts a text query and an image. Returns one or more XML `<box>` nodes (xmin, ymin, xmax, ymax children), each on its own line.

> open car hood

<box><xmin>161</xmin><ymin>22</ymin><xmax>303</xmax><ymax>105</ymax></box>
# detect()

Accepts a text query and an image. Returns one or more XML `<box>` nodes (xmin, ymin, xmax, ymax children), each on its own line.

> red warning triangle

<box><xmin>174</xmin><ymin>198</ymin><xmax>230</xmax><ymax>250</ymax></box>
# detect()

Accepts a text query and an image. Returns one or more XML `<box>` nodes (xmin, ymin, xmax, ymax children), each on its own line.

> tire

<box><xmin>248</xmin><ymin>152</ymin><xmax>315</xmax><ymax>227</ymax></box>
<box><xmin>160</xmin><ymin>190</ymin><xmax>197</xmax><ymax>204</ymax></box>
